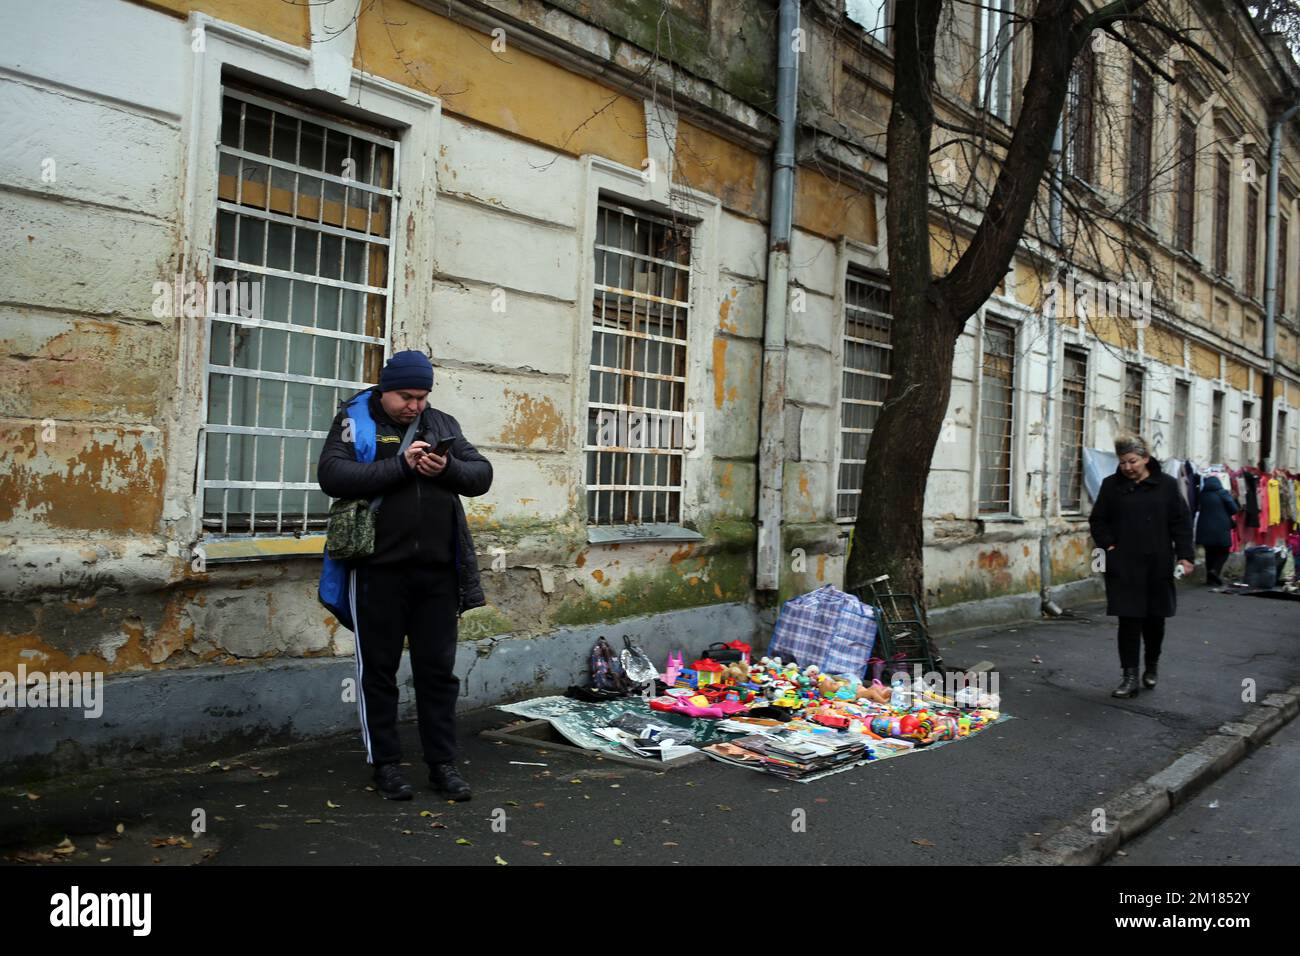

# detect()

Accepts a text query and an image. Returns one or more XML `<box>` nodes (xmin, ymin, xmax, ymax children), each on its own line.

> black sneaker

<box><xmin>373</xmin><ymin>762</ymin><xmax>414</xmax><ymax>800</ymax></box>
<box><xmin>429</xmin><ymin>762</ymin><xmax>472</xmax><ymax>802</ymax></box>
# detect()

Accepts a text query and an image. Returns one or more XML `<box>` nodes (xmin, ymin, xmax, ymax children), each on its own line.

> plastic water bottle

<box><xmin>890</xmin><ymin>673</ymin><xmax>911</xmax><ymax>711</ymax></box>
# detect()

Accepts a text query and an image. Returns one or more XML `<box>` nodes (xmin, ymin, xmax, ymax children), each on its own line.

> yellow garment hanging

<box><xmin>1268</xmin><ymin>478</ymin><xmax>1281</xmax><ymax>526</ymax></box>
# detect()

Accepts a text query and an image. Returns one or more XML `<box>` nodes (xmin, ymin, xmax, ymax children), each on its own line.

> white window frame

<box><xmin>1058</xmin><ymin>344</ymin><xmax>1090</xmax><ymax>515</ymax></box>
<box><xmin>977</xmin><ymin>0</ymin><xmax>1015</xmax><ymax>123</ymax></box>
<box><xmin>846</xmin><ymin>0</ymin><xmax>892</xmax><ymax>49</ymax></box>
<box><xmin>831</xmin><ymin>236</ymin><xmax>890</xmax><ymax>524</ymax></box>
<box><xmin>972</xmin><ymin>307</ymin><xmax>1023</xmax><ymax>517</ymax></box>
<box><xmin>168</xmin><ymin>14</ymin><xmax>440</xmax><ymax>563</ymax></box>
<box><xmin>575</xmin><ymin>156</ymin><xmax>720</xmax><ymax>544</ymax></box>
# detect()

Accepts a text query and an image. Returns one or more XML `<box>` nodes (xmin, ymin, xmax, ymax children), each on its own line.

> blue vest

<box><xmin>317</xmin><ymin>390</ymin><xmax>379</xmax><ymax>632</ymax></box>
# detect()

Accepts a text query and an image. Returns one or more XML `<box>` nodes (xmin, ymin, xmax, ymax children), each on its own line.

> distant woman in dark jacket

<box><xmin>1088</xmin><ymin>435</ymin><xmax>1195</xmax><ymax>698</ymax></box>
<box><xmin>1195</xmin><ymin>476</ymin><xmax>1238</xmax><ymax>587</ymax></box>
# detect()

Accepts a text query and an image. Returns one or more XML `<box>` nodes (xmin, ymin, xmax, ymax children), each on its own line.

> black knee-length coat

<box><xmin>1088</xmin><ymin>458</ymin><xmax>1195</xmax><ymax>618</ymax></box>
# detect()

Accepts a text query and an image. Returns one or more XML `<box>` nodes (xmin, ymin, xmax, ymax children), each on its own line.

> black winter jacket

<box><xmin>1088</xmin><ymin>458</ymin><xmax>1194</xmax><ymax>618</ymax></box>
<box><xmin>317</xmin><ymin>389</ymin><xmax>493</xmax><ymax>616</ymax></box>
<box><xmin>1193</xmin><ymin>476</ymin><xmax>1238</xmax><ymax>548</ymax></box>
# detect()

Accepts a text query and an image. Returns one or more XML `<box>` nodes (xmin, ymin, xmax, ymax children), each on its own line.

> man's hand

<box><xmin>404</xmin><ymin>441</ymin><xmax>432</xmax><ymax>472</ymax></box>
<box><xmin>413</xmin><ymin>448</ymin><xmax>447</xmax><ymax>477</ymax></box>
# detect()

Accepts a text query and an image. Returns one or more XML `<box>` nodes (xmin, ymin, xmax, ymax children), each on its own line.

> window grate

<box><xmin>1173</xmin><ymin>380</ymin><xmax>1189</xmax><ymax>459</ymax></box>
<box><xmin>1128</xmin><ymin>65</ymin><xmax>1153</xmax><ymax>224</ymax></box>
<box><xmin>837</xmin><ymin>272</ymin><xmax>892</xmax><ymax>520</ymax></box>
<box><xmin>1211</xmin><ymin>390</ymin><xmax>1224</xmax><ymax>462</ymax></box>
<box><xmin>1059</xmin><ymin>350</ymin><xmax>1087</xmax><ymax>512</ymax></box>
<box><xmin>201</xmin><ymin>85</ymin><xmax>399</xmax><ymax>536</ymax></box>
<box><xmin>584</xmin><ymin>201</ymin><xmax>693</xmax><ymax>525</ymax></box>
<box><xmin>978</xmin><ymin>321</ymin><xmax>1015</xmax><ymax>513</ymax></box>
<box><xmin>1123</xmin><ymin>365</ymin><xmax>1144</xmax><ymax>436</ymax></box>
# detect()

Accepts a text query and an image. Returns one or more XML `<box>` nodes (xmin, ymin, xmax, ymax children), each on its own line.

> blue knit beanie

<box><xmin>379</xmin><ymin>350</ymin><xmax>434</xmax><ymax>392</ymax></box>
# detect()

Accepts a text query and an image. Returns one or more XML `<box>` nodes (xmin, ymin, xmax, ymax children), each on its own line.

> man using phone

<box><xmin>317</xmin><ymin>349</ymin><xmax>493</xmax><ymax>801</ymax></box>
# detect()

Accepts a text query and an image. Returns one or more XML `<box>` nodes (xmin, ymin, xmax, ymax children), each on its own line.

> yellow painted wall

<box><xmin>1225</xmin><ymin>357</ymin><xmax>1251</xmax><ymax>391</ymax></box>
<box><xmin>140</xmin><ymin>0</ymin><xmax>647</xmax><ymax>167</ymax></box>
<box><xmin>1093</xmin><ymin>315</ymin><xmax>1137</xmax><ymax>351</ymax></box>
<box><xmin>794</xmin><ymin>166</ymin><xmax>876</xmax><ymax>245</ymax></box>
<box><xmin>1191</xmin><ymin>342</ymin><xmax>1220</xmax><ymax>379</ymax></box>
<box><xmin>675</xmin><ymin>120</ymin><xmax>766</xmax><ymax>221</ymax></box>
<box><xmin>1146</xmin><ymin>324</ymin><xmax>1184</xmax><ymax>367</ymax></box>
<box><xmin>142</xmin><ymin>0</ymin><xmax>309</xmax><ymax>45</ymax></box>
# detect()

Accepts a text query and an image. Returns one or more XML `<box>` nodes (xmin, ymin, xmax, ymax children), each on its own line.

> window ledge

<box><xmin>586</xmin><ymin>524</ymin><xmax>704</xmax><ymax>545</ymax></box>
<box><xmin>978</xmin><ymin>514</ymin><xmax>1025</xmax><ymax>524</ymax></box>
<box><xmin>199</xmin><ymin>534</ymin><xmax>325</xmax><ymax>563</ymax></box>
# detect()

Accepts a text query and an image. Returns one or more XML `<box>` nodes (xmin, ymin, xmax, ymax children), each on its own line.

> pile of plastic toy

<box><xmin>648</xmin><ymin>654</ymin><xmax>1000</xmax><ymax>748</ymax></box>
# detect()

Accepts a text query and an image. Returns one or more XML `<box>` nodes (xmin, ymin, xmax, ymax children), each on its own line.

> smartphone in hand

<box><xmin>431</xmin><ymin>436</ymin><xmax>455</xmax><ymax>457</ymax></box>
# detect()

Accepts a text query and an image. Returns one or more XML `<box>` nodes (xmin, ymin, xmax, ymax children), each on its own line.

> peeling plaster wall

<box><xmin>4</xmin><ymin>0</ymin><xmax>1295</xmax><ymax>730</ymax></box>
<box><xmin>0</xmin><ymin>0</ymin><xmax>772</xmax><ymax>692</ymax></box>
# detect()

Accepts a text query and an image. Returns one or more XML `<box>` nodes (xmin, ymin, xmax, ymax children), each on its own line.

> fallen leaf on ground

<box><xmin>456</xmin><ymin>838</ymin><xmax>472</xmax><ymax>846</ymax></box>
<box><xmin>522</xmin><ymin>840</ymin><xmax>539</xmax><ymax>847</ymax></box>
<box><xmin>495</xmin><ymin>855</ymin><xmax>508</xmax><ymax>865</ymax></box>
<box><xmin>912</xmin><ymin>838</ymin><xmax>936</xmax><ymax>848</ymax></box>
<box><xmin>304</xmin><ymin>819</ymin><xmax>323</xmax><ymax>825</ymax></box>
<box><xmin>613</xmin><ymin>838</ymin><xmax>623</xmax><ymax>846</ymax></box>
<box><xmin>326</xmin><ymin>800</ymin><xmax>340</xmax><ymax>809</ymax></box>
<box><xmin>663</xmin><ymin>842</ymin><xmax>678</xmax><ymax>847</ymax></box>
<box><xmin>532</xmin><ymin>802</ymin><xmax>545</xmax><ymax>809</ymax></box>
<box><xmin>569</xmin><ymin>778</ymin><xmax>582</xmax><ymax>784</ymax></box>
<box><xmin>716</xmin><ymin>805</ymin><xmax>732</xmax><ymax>811</ymax></box>
<box><xmin>25</xmin><ymin>792</ymin><xmax>40</xmax><ymax>801</ymax></box>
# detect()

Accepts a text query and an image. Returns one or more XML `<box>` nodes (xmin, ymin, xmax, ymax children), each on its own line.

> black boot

<box><xmin>1112</xmin><ymin>667</ymin><xmax>1140</xmax><ymax>698</ymax></box>
<box><xmin>1142</xmin><ymin>660</ymin><xmax>1158</xmax><ymax>689</ymax></box>
<box><xmin>373</xmin><ymin>762</ymin><xmax>414</xmax><ymax>801</ymax></box>
<box><xmin>429</xmin><ymin>762</ymin><xmax>472</xmax><ymax>802</ymax></box>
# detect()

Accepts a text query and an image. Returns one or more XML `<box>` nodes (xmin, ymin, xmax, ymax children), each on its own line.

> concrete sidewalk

<box><xmin>2</xmin><ymin>585</ymin><xmax>1297</xmax><ymax>866</ymax></box>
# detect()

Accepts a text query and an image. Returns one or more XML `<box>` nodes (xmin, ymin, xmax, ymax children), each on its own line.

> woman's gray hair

<box><xmin>1114</xmin><ymin>434</ymin><xmax>1150</xmax><ymax>457</ymax></box>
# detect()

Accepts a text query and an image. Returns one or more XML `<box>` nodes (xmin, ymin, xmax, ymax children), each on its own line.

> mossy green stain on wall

<box><xmin>458</xmin><ymin>605</ymin><xmax>516</xmax><ymax>642</ymax></box>
<box><xmin>550</xmin><ymin>550</ymin><xmax>753</xmax><ymax>628</ymax></box>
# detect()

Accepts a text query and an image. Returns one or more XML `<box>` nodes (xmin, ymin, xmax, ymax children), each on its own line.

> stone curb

<box><xmin>1002</xmin><ymin>689</ymin><xmax>1300</xmax><ymax>866</ymax></box>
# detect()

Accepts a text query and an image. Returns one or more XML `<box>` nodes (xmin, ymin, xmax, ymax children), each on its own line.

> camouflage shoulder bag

<box><xmin>325</xmin><ymin>416</ymin><xmax>420</xmax><ymax>562</ymax></box>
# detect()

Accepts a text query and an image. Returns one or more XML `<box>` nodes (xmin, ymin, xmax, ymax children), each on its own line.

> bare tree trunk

<box><xmin>846</xmin><ymin>0</ymin><xmax>951</xmax><ymax>609</ymax></box>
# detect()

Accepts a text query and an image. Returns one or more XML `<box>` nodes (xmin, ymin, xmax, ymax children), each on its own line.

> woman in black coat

<box><xmin>1195</xmin><ymin>476</ymin><xmax>1238</xmax><ymax>587</ymax></box>
<box><xmin>1088</xmin><ymin>435</ymin><xmax>1195</xmax><ymax>698</ymax></box>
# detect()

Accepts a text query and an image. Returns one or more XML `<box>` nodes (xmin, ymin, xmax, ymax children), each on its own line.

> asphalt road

<box><xmin>1109</xmin><ymin>712</ymin><xmax>1300</xmax><ymax>865</ymax></box>
<box><xmin>2</xmin><ymin>585</ymin><xmax>1297</xmax><ymax>866</ymax></box>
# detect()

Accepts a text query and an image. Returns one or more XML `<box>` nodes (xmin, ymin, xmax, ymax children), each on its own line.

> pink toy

<box><xmin>668</xmin><ymin>697</ymin><xmax>747</xmax><ymax>719</ymax></box>
<box><xmin>662</xmin><ymin>651</ymin><xmax>684</xmax><ymax>686</ymax></box>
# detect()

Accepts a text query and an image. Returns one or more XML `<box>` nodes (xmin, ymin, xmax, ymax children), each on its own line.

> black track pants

<box><xmin>349</xmin><ymin>561</ymin><xmax>460</xmax><ymax>767</ymax></box>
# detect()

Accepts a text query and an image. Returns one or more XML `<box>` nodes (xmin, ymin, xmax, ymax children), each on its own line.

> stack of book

<box><xmin>702</xmin><ymin>731</ymin><xmax>869</xmax><ymax>780</ymax></box>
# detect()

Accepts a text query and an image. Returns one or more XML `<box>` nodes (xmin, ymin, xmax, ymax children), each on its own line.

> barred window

<box><xmin>1213</xmin><ymin>155</ymin><xmax>1229</xmax><ymax>275</ymax></box>
<box><xmin>1279</xmin><ymin>216</ymin><xmax>1289</xmax><ymax>318</ymax></box>
<box><xmin>1175</xmin><ymin>113</ymin><xmax>1196</xmax><ymax>252</ymax></box>
<box><xmin>202</xmin><ymin>85</ymin><xmax>397</xmax><ymax>535</ymax></box>
<box><xmin>1211</xmin><ymin>390</ymin><xmax>1224</xmax><ymax>462</ymax></box>
<box><xmin>1067</xmin><ymin>45</ymin><xmax>1096</xmax><ymax>183</ymax></box>
<box><xmin>1123</xmin><ymin>365</ymin><xmax>1144</xmax><ymax>436</ymax></box>
<box><xmin>1173</xmin><ymin>380</ymin><xmax>1190</xmax><ymax>459</ymax></box>
<box><xmin>585</xmin><ymin>201</ymin><xmax>692</xmax><ymax>525</ymax></box>
<box><xmin>1242</xmin><ymin>399</ymin><xmax>1257</xmax><ymax>462</ymax></box>
<box><xmin>1245</xmin><ymin>186</ymin><xmax>1260</xmax><ymax>298</ymax></box>
<box><xmin>977</xmin><ymin>0</ymin><xmax>1015</xmax><ymax>123</ymax></box>
<box><xmin>978</xmin><ymin>320</ymin><xmax>1015</xmax><ymax>513</ymax></box>
<box><xmin>1128</xmin><ymin>64</ymin><xmax>1153</xmax><ymax>223</ymax></box>
<box><xmin>1279</xmin><ymin>410</ymin><xmax>1289</xmax><ymax>469</ymax></box>
<box><xmin>1059</xmin><ymin>349</ymin><xmax>1087</xmax><ymax>512</ymax></box>
<box><xmin>837</xmin><ymin>272</ymin><xmax>892</xmax><ymax>520</ymax></box>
